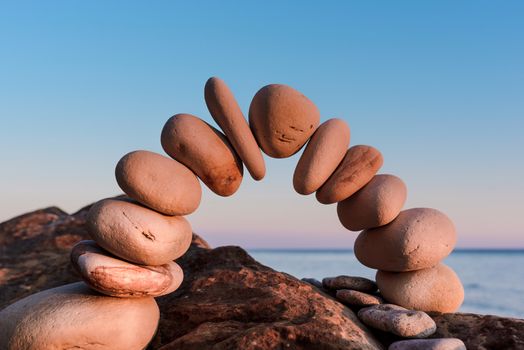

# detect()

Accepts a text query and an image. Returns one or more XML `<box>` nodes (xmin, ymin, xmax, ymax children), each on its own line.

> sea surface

<box><xmin>248</xmin><ymin>249</ymin><xmax>524</xmax><ymax>319</ymax></box>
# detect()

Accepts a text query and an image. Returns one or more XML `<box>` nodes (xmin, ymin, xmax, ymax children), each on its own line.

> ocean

<box><xmin>248</xmin><ymin>249</ymin><xmax>524</xmax><ymax>319</ymax></box>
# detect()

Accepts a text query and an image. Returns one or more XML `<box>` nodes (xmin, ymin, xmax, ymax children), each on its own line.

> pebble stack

<box><xmin>0</xmin><ymin>77</ymin><xmax>465</xmax><ymax>349</ymax></box>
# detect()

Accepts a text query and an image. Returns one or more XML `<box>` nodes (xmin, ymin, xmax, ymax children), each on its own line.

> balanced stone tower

<box><xmin>0</xmin><ymin>77</ymin><xmax>464</xmax><ymax>349</ymax></box>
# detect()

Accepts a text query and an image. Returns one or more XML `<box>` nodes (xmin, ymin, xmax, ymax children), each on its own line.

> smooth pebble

<box><xmin>322</xmin><ymin>275</ymin><xmax>378</xmax><ymax>293</ymax></box>
<box><xmin>115</xmin><ymin>150</ymin><xmax>201</xmax><ymax>215</ymax></box>
<box><xmin>293</xmin><ymin>118</ymin><xmax>350</xmax><ymax>195</ymax></box>
<box><xmin>388</xmin><ymin>338</ymin><xmax>466</xmax><ymax>350</ymax></box>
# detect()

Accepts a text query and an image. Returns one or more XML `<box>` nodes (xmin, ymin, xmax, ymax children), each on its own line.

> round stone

<box><xmin>316</xmin><ymin>145</ymin><xmax>383</xmax><ymax>204</ymax></box>
<box><xmin>71</xmin><ymin>240</ymin><xmax>183</xmax><ymax>298</ymax></box>
<box><xmin>388</xmin><ymin>338</ymin><xmax>466</xmax><ymax>350</ymax></box>
<box><xmin>0</xmin><ymin>282</ymin><xmax>159</xmax><ymax>350</ymax></box>
<box><xmin>354</xmin><ymin>208</ymin><xmax>456</xmax><ymax>272</ymax></box>
<box><xmin>322</xmin><ymin>275</ymin><xmax>378</xmax><ymax>293</ymax></box>
<box><xmin>87</xmin><ymin>198</ymin><xmax>192</xmax><ymax>266</ymax></box>
<box><xmin>205</xmin><ymin>77</ymin><xmax>266</xmax><ymax>181</ymax></box>
<box><xmin>357</xmin><ymin>304</ymin><xmax>437</xmax><ymax>338</ymax></box>
<box><xmin>293</xmin><ymin>118</ymin><xmax>351</xmax><ymax>195</ymax></box>
<box><xmin>161</xmin><ymin>113</ymin><xmax>243</xmax><ymax>197</ymax></box>
<box><xmin>336</xmin><ymin>290</ymin><xmax>384</xmax><ymax>307</ymax></box>
<box><xmin>249</xmin><ymin>84</ymin><xmax>320</xmax><ymax>158</ymax></box>
<box><xmin>115</xmin><ymin>150</ymin><xmax>201</xmax><ymax>215</ymax></box>
<box><xmin>337</xmin><ymin>174</ymin><xmax>407</xmax><ymax>231</ymax></box>
<box><xmin>376</xmin><ymin>263</ymin><xmax>464</xmax><ymax>313</ymax></box>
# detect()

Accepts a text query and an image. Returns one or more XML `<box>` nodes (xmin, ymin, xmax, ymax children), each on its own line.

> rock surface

<box><xmin>1</xmin><ymin>202</ymin><xmax>523</xmax><ymax>349</ymax></box>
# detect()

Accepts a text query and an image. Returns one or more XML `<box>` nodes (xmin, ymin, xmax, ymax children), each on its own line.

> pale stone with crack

<box><xmin>87</xmin><ymin>198</ymin><xmax>192</xmax><ymax>265</ymax></box>
<box><xmin>358</xmin><ymin>304</ymin><xmax>436</xmax><ymax>338</ymax></box>
<box><xmin>70</xmin><ymin>240</ymin><xmax>183</xmax><ymax>298</ymax></box>
<box><xmin>0</xmin><ymin>282</ymin><xmax>159</xmax><ymax>350</ymax></box>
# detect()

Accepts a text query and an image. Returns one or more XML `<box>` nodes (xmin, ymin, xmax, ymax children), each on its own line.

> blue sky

<box><xmin>1</xmin><ymin>1</ymin><xmax>523</xmax><ymax>248</ymax></box>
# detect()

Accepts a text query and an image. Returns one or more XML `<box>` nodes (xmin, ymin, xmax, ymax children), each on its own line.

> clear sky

<box><xmin>1</xmin><ymin>1</ymin><xmax>523</xmax><ymax>248</ymax></box>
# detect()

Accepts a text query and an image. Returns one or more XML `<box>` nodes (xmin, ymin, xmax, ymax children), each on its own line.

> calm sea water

<box><xmin>248</xmin><ymin>249</ymin><xmax>524</xmax><ymax>319</ymax></box>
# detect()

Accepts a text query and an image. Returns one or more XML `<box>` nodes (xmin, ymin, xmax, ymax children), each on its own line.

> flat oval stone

<box><xmin>205</xmin><ymin>77</ymin><xmax>266</xmax><ymax>181</ymax></box>
<box><xmin>337</xmin><ymin>174</ymin><xmax>407</xmax><ymax>231</ymax></box>
<box><xmin>293</xmin><ymin>118</ymin><xmax>351</xmax><ymax>195</ymax></box>
<box><xmin>316</xmin><ymin>145</ymin><xmax>383</xmax><ymax>204</ymax></box>
<box><xmin>115</xmin><ymin>150</ymin><xmax>201</xmax><ymax>215</ymax></box>
<box><xmin>389</xmin><ymin>338</ymin><xmax>466</xmax><ymax>350</ymax></box>
<box><xmin>87</xmin><ymin>198</ymin><xmax>192</xmax><ymax>266</ymax></box>
<box><xmin>354</xmin><ymin>208</ymin><xmax>456</xmax><ymax>272</ymax></box>
<box><xmin>249</xmin><ymin>84</ymin><xmax>320</xmax><ymax>158</ymax></box>
<box><xmin>71</xmin><ymin>241</ymin><xmax>183</xmax><ymax>298</ymax></box>
<box><xmin>336</xmin><ymin>289</ymin><xmax>384</xmax><ymax>307</ymax></box>
<box><xmin>322</xmin><ymin>275</ymin><xmax>378</xmax><ymax>293</ymax></box>
<box><xmin>161</xmin><ymin>113</ymin><xmax>243</xmax><ymax>196</ymax></box>
<box><xmin>0</xmin><ymin>282</ymin><xmax>159</xmax><ymax>350</ymax></box>
<box><xmin>358</xmin><ymin>304</ymin><xmax>436</xmax><ymax>338</ymax></box>
<box><xmin>376</xmin><ymin>263</ymin><xmax>464</xmax><ymax>313</ymax></box>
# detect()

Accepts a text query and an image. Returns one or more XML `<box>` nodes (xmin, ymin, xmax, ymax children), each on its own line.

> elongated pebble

<box><xmin>161</xmin><ymin>113</ymin><xmax>243</xmax><ymax>196</ymax></box>
<box><xmin>389</xmin><ymin>338</ymin><xmax>466</xmax><ymax>350</ymax></box>
<box><xmin>0</xmin><ymin>282</ymin><xmax>159</xmax><ymax>350</ymax></box>
<box><xmin>115</xmin><ymin>150</ymin><xmax>201</xmax><ymax>215</ymax></box>
<box><xmin>316</xmin><ymin>145</ymin><xmax>383</xmax><ymax>204</ymax></box>
<box><xmin>294</xmin><ymin>118</ymin><xmax>350</xmax><ymax>195</ymax></box>
<box><xmin>87</xmin><ymin>198</ymin><xmax>192</xmax><ymax>266</ymax></box>
<box><xmin>358</xmin><ymin>304</ymin><xmax>436</xmax><ymax>338</ymax></box>
<box><xmin>249</xmin><ymin>84</ymin><xmax>320</xmax><ymax>158</ymax></box>
<box><xmin>205</xmin><ymin>77</ymin><xmax>266</xmax><ymax>180</ymax></box>
<box><xmin>337</xmin><ymin>174</ymin><xmax>407</xmax><ymax>231</ymax></box>
<box><xmin>71</xmin><ymin>241</ymin><xmax>183</xmax><ymax>298</ymax></box>
<box><xmin>336</xmin><ymin>289</ymin><xmax>383</xmax><ymax>307</ymax></box>
<box><xmin>322</xmin><ymin>275</ymin><xmax>377</xmax><ymax>293</ymax></box>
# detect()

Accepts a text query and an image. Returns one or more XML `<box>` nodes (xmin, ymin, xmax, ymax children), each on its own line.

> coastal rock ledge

<box><xmin>1</xmin><ymin>202</ymin><xmax>523</xmax><ymax>349</ymax></box>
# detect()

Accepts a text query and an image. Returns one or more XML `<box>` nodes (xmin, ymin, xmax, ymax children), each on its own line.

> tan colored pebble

<box><xmin>205</xmin><ymin>77</ymin><xmax>266</xmax><ymax>181</ymax></box>
<box><xmin>354</xmin><ymin>208</ymin><xmax>456</xmax><ymax>272</ymax></box>
<box><xmin>336</xmin><ymin>289</ymin><xmax>384</xmax><ymax>307</ymax></box>
<box><xmin>293</xmin><ymin>118</ymin><xmax>351</xmax><ymax>195</ymax></box>
<box><xmin>71</xmin><ymin>241</ymin><xmax>183</xmax><ymax>298</ymax></box>
<box><xmin>376</xmin><ymin>263</ymin><xmax>464</xmax><ymax>313</ymax></box>
<box><xmin>316</xmin><ymin>145</ymin><xmax>383</xmax><ymax>204</ymax></box>
<box><xmin>322</xmin><ymin>275</ymin><xmax>378</xmax><ymax>293</ymax></box>
<box><xmin>115</xmin><ymin>150</ymin><xmax>201</xmax><ymax>215</ymax></box>
<box><xmin>87</xmin><ymin>198</ymin><xmax>192</xmax><ymax>266</ymax></box>
<box><xmin>0</xmin><ymin>282</ymin><xmax>159</xmax><ymax>350</ymax></box>
<box><xmin>389</xmin><ymin>338</ymin><xmax>466</xmax><ymax>350</ymax></box>
<box><xmin>249</xmin><ymin>84</ymin><xmax>320</xmax><ymax>158</ymax></box>
<box><xmin>337</xmin><ymin>174</ymin><xmax>407</xmax><ymax>231</ymax></box>
<box><xmin>358</xmin><ymin>304</ymin><xmax>436</xmax><ymax>338</ymax></box>
<box><xmin>161</xmin><ymin>113</ymin><xmax>243</xmax><ymax>196</ymax></box>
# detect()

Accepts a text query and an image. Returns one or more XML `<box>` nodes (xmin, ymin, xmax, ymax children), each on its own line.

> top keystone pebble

<box><xmin>249</xmin><ymin>84</ymin><xmax>320</xmax><ymax>158</ymax></box>
<box><xmin>205</xmin><ymin>77</ymin><xmax>266</xmax><ymax>181</ymax></box>
<box><xmin>115</xmin><ymin>150</ymin><xmax>202</xmax><ymax>215</ymax></box>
